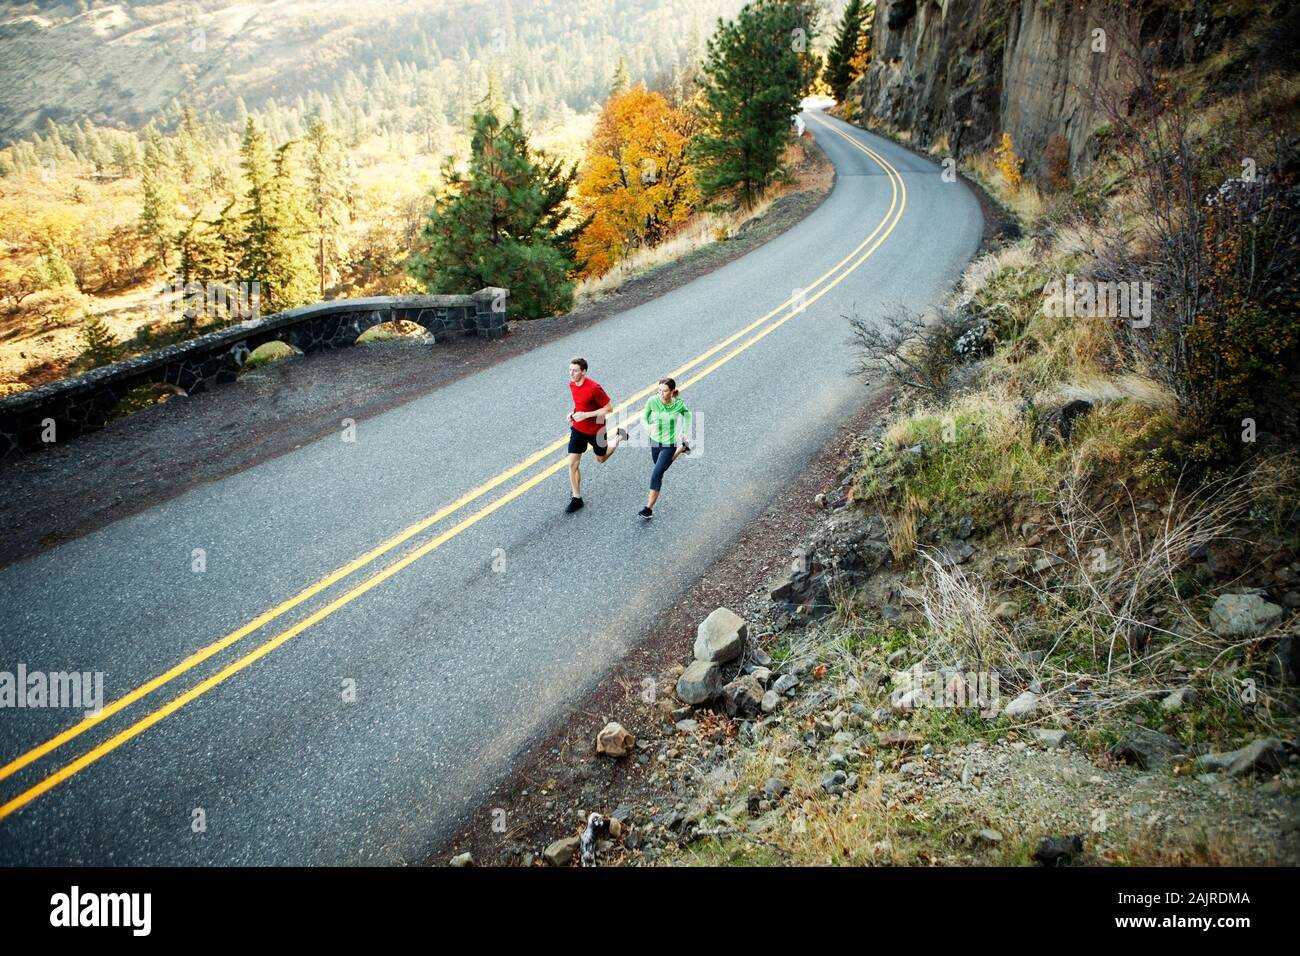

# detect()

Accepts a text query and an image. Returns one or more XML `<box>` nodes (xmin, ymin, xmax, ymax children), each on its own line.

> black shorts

<box><xmin>568</xmin><ymin>426</ymin><xmax>609</xmax><ymax>456</ymax></box>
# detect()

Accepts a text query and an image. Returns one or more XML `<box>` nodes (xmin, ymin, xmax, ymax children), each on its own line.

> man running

<box><xmin>566</xmin><ymin>357</ymin><xmax>628</xmax><ymax>513</ymax></box>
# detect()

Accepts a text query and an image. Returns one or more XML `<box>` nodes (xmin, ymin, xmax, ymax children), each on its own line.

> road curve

<box><xmin>0</xmin><ymin>110</ymin><xmax>982</xmax><ymax>864</ymax></box>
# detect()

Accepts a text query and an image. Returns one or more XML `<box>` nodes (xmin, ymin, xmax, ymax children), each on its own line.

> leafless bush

<box><xmin>846</xmin><ymin>303</ymin><xmax>959</xmax><ymax>394</ymax></box>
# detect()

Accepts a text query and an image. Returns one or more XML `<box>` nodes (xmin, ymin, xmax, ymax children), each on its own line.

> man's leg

<box><xmin>594</xmin><ymin>423</ymin><xmax>628</xmax><ymax>463</ymax></box>
<box><xmin>568</xmin><ymin>451</ymin><xmax>583</xmax><ymax>497</ymax></box>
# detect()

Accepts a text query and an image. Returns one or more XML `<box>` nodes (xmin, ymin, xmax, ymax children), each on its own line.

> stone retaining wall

<box><xmin>0</xmin><ymin>288</ymin><xmax>508</xmax><ymax>460</ymax></box>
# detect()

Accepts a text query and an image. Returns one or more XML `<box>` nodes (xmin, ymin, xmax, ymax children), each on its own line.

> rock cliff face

<box><xmin>847</xmin><ymin>0</ymin><xmax>1269</xmax><ymax>183</ymax></box>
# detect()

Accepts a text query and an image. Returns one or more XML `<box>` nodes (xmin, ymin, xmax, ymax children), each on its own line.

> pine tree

<box><xmin>139</xmin><ymin>165</ymin><xmax>176</xmax><ymax>270</ymax></box>
<box><xmin>80</xmin><ymin>312</ymin><xmax>119</xmax><ymax>368</ymax></box>
<box><xmin>690</xmin><ymin>0</ymin><xmax>821</xmax><ymax>208</ymax></box>
<box><xmin>407</xmin><ymin>106</ymin><xmax>585</xmax><ymax>320</ymax></box>
<box><xmin>236</xmin><ymin>119</ymin><xmax>315</xmax><ymax>312</ymax></box>
<box><xmin>304</xmin><ymin>117</ymin><xmax>350</xmax><ymax>298</ymax></box>
<box><xmin>609</xmin><ymin>56</ymin><xmax>631</xmax><ymax>97</ymax></box>
<box><xmin>825</xmin><ymin>0</ymin><xmax>869</xmax><ymax>103</ymax></box>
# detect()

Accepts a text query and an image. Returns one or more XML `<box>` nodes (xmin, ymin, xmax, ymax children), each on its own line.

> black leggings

<box><xmin>649</xmin><ymin>443</ymin><xmax>676</xmax><ymax>492</ymax></box>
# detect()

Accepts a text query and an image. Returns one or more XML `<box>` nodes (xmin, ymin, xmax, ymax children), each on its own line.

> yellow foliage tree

<box><xmin>575</xmin><ymin>83</ymin><xmax>700</xmax><ymax>278</ymax></box>
<box><xmin>994</xmin><ymin>132</ymin><xmax>1022</xmax><ymax>193</ymax></box>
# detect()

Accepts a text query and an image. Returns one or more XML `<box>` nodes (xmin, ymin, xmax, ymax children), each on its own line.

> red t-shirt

<box><xmin>569</xmin><ymin>377</ymin><xmax>610</xmax><ymax>435</ymax></box>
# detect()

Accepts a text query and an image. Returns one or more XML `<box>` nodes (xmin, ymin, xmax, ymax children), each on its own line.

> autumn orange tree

<box><xmin>575</xmin><ymin>83</ymin><xmax>700</xmax><ymax>278</ymax></box>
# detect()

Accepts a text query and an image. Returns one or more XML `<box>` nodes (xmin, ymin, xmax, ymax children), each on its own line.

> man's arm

<box><xmin>572</xmin><ymin>402</ymin><xmax>615</xmax><ymax>422</ymax></box>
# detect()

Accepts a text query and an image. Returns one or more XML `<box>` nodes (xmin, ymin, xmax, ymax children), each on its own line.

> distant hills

<box><xmin>0</xmin><ymin>0</ymin><xmax>745</xmax><ymax>145</ymax></box>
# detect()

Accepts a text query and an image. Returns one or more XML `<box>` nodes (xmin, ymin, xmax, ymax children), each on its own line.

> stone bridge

<box><xmin>0</xmin><ymin>288</ymin><xmax>508</xmax><ymax>460</ymax></box>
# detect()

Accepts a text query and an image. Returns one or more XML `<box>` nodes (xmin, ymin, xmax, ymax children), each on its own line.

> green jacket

<box><xmin>643</xmin><ymin>395</ymin><xmax>692</xmax><ymax>445</ymax></box>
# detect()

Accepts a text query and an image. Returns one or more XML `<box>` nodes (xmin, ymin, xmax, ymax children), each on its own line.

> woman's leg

<box><xmin>648</xmin><ymin>444</ymin><xmax>675</xmax><ymax>503</ymax></box>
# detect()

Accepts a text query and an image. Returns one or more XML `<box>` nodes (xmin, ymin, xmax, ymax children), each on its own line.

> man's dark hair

<box><xmin>570</xmin><ymin>357</ymin><xmax>588</xmax><ymax>371</ymax></box>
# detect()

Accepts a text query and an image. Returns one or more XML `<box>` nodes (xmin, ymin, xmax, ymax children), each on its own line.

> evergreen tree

<box><xmin>407</xmin><ymin>106</ymin><xmax>585</xmax><ymax>319</ymax></box>
<box><xmin>80</xmin><ymin>312</ymin><xmax>119</xmax><ymax>367</ymax></box>
<box><xmin>236</xmin><ymin>119</ymin><xmax>315</xmax><ymax>312</ymax></box>
<box><xmin>140</xmin><ymin>165</ymin><xmax>176</xmax><ymax>269</ymax></box>
<box><xmin>610</xmin><ymin>56</ymin><xmax>631</xmax><ymax>97</ymax></box>
<box><xmin>824</xmin><ymin>0</ymin><xmax>869</xmax><ymax>103</ymax></box>
<box><xmin>689</xmin><ymin>0</ymin><xmax>820</xmax><ymax>208</ymax></box>
<box><xmin>304</xmin><ymin>117</ymin><xmax>350</xmax><ymax>298</ymax></box>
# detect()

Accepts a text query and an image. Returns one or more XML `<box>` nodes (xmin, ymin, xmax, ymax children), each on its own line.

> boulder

<box><xmin>1210</xmin><ymin>593</ymin><xmax>1284</xmax><ymax>637</ymax></box>
<box><xmin>1107</xmin><ymin>725</ymin><xmax>1187</xmax><ymax>769</ymax></box>
<box><xmin>676</xmin><ymin>660</ymin><xmax>723</xmax><ymax>704</ymax></box>
<box><xmin>722</xmin><ymin>676</ymin><xmax>765</xmax><ymax>718</ymax></box>
<box><xmin>1227</xmin><ymin>737</ymin><xmax>1288</xmax><ymax>778</ymax></box>
<box><xmin>694</xmin><ymin>607</ymin><xmax>748</xmax><ymax>663</ymax></box>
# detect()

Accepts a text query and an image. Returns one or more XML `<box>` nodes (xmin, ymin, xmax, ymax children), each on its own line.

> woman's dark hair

<box><xmin>658</xmin><ymin>377</ymin><xmax>679</xmax><ymax>401</ymax></box>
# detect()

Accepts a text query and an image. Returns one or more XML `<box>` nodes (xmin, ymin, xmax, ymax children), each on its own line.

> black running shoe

<box><xmin>566</xmin><ymin>497</ymin><xmax>584</xmax><ymax>513</ymax></box>
<box><xmin>638</xmin><ymin>506</ymin><xmax>653</xmax><ymax>519</ymax></box>
<box><xmin>616</xmin><ymin>427</ymin><xmax>629</xmax><ymax>442</ymax></box>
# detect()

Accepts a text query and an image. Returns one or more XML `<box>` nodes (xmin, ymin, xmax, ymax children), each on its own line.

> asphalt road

<box><xmin>0</xmin><ymin>110</ymin><xmax>983</xmax><ymax>864</ymax></box>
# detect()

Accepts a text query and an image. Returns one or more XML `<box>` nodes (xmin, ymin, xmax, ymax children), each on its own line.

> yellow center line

<box><xmin>0</xmin><ymin>115</ymin><xmax>905</xmax><ymax>819</ymax></box>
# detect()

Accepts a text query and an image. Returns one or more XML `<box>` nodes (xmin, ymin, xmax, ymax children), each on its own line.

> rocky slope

<box><xmin>847</xmin><ymin>0</ymin><xmax>1292</xmax><ymax>182</ymax></box>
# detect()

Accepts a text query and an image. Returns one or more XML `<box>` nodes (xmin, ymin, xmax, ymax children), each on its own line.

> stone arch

<box><xmin>109</xmin><ymin>381</ymin><xmax>187</xmax><ymax>422</ymax></box>
<box><xmin>355</xmin><ymin>320</ymin><xmax>435</xmax><ymax>345</ymax></box>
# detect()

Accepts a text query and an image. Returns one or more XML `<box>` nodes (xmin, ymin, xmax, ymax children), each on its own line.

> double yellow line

<box><xmin>0</xmin><ymin>115</ymin><xmax>906</xmax><ymax>821</ymax></box>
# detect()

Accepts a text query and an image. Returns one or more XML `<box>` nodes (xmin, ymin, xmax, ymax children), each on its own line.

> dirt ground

<box><xmin>0</xmin><ymin>144</ymin><xmax>833</xmax><ymax>569</ymax></box>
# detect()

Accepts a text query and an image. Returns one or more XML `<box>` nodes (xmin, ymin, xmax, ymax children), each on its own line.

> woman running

<box><xmin>639</xmin><ymin>377</ymin><xmax>692</xmax><ymax>519</ymax></box>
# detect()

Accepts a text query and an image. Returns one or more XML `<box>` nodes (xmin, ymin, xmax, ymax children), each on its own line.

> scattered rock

<box><xmin>1161</xmin><ymin>687</ymin><xmax>1199</xmax><ymax>712</ymax></box>
<box><xmin>1210</xmin><ymin>593</ymin><xmax>1284</xmax><ymax>637</ymax></box>
<box><xmin>771</xmin><ymin>673</ymin><xmax>799</xmax><ymax>695</ymax></box>
<box><xmin>992</xmin><ymin>601</ymin><xmax>1019</xmax><ymax>622</ymax></box>
<box><xmin>1227</xmin><ymin>738</ymin><xmax>1288</xmax><ymax>778</ymax></box>
<box><xmin>677</xmin><ymin>660</ymin><xmax>723</xmax><ymax>705</ymax></box>
<box><xmin>937</xmin><ymin>541</ymin><xmax>976</xmax><ymax>566</ymax></box>
<box><xmin>694</xmin><ymin>607</ymin><xmax>749</xmax><ymax>662</ymax></box>
<box><xmin>1003</xmin><ymin>691</ymin><xmax>1039</xmax><ymax>719</ymax></box>
<box><xmin>1033</xmin><ymin>400</ymin><xmax>1092</xmax><ymax>446</ymax></box>
<box><xmin>595</xmin><ymin>721</ymin><xmax>635</xmax><ymax>757</ymax></box>
<box><xmin>761</xmin><ymin>690</ymin><xmax>782</xmax><ymax>713</ymax></box>
<box><xmin>448</xmin><ymin>852</ymin><xmax>474</xmax><ymax>867</ymax></box>
<box><xmin>974</xmin><ymin>829</ymin><xmax>1003</xmax><ymax>845</ymax></box>
<box><xmin>674</xmin><ymin>719</ymin><xmax>700</xmax><ymax>734</ymax></box>
<box><xmin>886</xmin><ymin>649</ymin><xmax>908</xmax><ymax>668</ymax></box>
<box><xmin>721</xmin><ymin>675</ymin><xmax>765</xmax><ymax>719</ymax></box>
<box><xmin>544</xmin><ymin>836</ymin><xmax>580</xmax><ymax>867</ymax></box>
<box><xmin>821</xmin><ymin>770</ymin><xmax>848</xmax><ymax>794</ymax></box>
<box><xmin>878</xmin><ymin>729</ymin><xmax>922</xmax><ymax>748</ymax></box>
<box><xmin>1032</xmin><ymin>833</ymin><xmax>1084</xmax><ymax>866</ymax></box>
<box><xmin>1108</xmin><ymin>725</ymin><xmax>1187</xmax><ymax>769</ymax></box>
<box><xmin>1033</xmin><ymin>729</ymin><xmax>1070</xmax><ymax>749</ymax></box>
<box><xmin>1032</xmin><ymin>555</ymin><xmax>1065</xmax><ymax>574</ymax></box>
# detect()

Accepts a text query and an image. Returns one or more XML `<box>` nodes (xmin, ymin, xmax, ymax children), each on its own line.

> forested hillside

<box><xmin>0</xmin><ymin>0</ymin><xmax>743</xmax><ymax>144</ymax></box>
